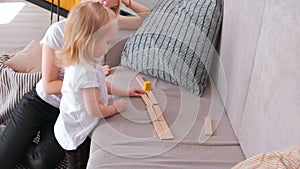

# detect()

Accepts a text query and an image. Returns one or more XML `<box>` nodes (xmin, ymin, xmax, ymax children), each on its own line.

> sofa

<box><xmin>0</xmin><ymin>0</ymin><xmax>299</xmax><ymax>168</ymax></box>
<box><xmin>88</xmin><ymin>0</ymin><xmax>300</xmax><ymax>168</ymax></box>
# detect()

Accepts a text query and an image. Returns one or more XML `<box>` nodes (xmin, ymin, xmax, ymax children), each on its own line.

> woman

<box><xmin>0</xmin><ymin>0</ymin><xmax>149</xmax><ymax>168</ymax></box>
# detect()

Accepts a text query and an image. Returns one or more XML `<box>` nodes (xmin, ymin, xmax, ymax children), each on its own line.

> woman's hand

<box><xmin>121</xmin><ymin>0</ymin><xmax>132</xmax><ymax>7</ymax></box>
<box><xmin>128</xmin><ymin>87</ymin><xmax>145</xmax><ymax>97</ymax></box>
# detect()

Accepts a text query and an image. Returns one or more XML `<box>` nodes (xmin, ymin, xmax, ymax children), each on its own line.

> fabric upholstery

<box><xmin>221</xmin><ymin>0</ymin><xmax>300</xmax><ymax>158</ymax></box>
<box><xmin>219</xmin><ymin>0</ymin><xmax>267</xmax><ymax>138</ymax></box>
<box><xmin>237</xmin><ymin>0</ymin><xmax>300</xmax><ymax>157</ymax></box>
<box><xmin>88</xmin><ymin>66</ymin><xmax>245</xmax><ymax>169</ymax></box>
<box><xmin>121</xmin><ymin>0</ymin><xmax>223</xmax><ymax>96</ymax></box>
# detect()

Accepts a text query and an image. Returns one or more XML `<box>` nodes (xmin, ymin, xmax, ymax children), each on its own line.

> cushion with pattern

<box><xmin>121</xmin><ymin>0</ymin><xmax>223</xmax><ymax>96</ymax></box>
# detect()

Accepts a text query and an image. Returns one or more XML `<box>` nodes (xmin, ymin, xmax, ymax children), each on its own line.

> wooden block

<box><xmin>146</xmin><ymin>106</ymin><xmax>157</xmax><ymax>122</ymax></box>
<box><xmin>153</xmin><ymin>105</ymin><xmax>164</xmax><ymax>121</ymax></box>
<box><xmin>153</xmin><ymin>120</ymin><xmax>174</xmax><ymax>140</ymax></box>
<box><xmin>146</xmin><ymin>91</ymin><xmax>158</xmax><ymax>105</ymax></box>
<box><xmin>136</xmin><ymin>75</ymin><xmax>174</xmax><ymax>140</ymax></box>
<box><xmin>152</xmin><ymin>120</ymin><xmax>164</xmax><ymax>140</ymax></box>
<box><xmin>135</xmin><ymin>75</ymin><xmax>145</xmax><ymax>88</ymax></box>
<box><xmin>147</xmin><ymin>106</ymin><xmax>174</xmax><ymax>140</ymax></box>
<box><xmin>205</xmin><ymin>117</ymin><xmax>213</xmax><ymax>136</ymax></box>
<box><xmin>144</xmin><ymin>81</ymin><xmax>151</xmax><ymax>91</ymax></box>
<box><xmin>141</xmin><ymin>94</ymin><xmax>152</xmax><ymax>106</ymax></box>
<box><xmin>152</xmin><ymin>105</ymin><xmax>174</xmax><ymax>140</ymax></box>
<box><xmin>159</xmin><ymin>120</ymin><xmax>174</xmax><ymax>140</ymax></box>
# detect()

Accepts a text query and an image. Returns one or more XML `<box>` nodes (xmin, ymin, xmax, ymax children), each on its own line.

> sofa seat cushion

<box><xmin>88</xmin><ymin>66</ymin><xmax>245</xmax><ymax>169</ymax></box>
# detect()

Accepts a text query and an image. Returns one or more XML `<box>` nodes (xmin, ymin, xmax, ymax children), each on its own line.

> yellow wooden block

<box><xmin>144</xmin><ymin>81</ymin><xmax>151</xmax><ymax>91</ymax></box>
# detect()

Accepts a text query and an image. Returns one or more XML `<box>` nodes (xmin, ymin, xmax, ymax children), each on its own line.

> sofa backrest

<box><xmin>217</xmin><ymin>0</ymin><xmax>300</xmax><ymax>158</ymax></box>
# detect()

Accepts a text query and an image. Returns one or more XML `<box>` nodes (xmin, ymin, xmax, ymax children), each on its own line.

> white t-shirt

<box><xmin>36</xmin><ymin>20</ymin><xmax>66</xmax><ymax>108</ymax></box>
<box><xmin>54</xmin><ymin>62</ymin><xmax>108</xmax><ymax>150</ymax></box>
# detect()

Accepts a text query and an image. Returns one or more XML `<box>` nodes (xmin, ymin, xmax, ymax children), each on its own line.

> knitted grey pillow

<box><xmin>121</xmin><ymin>0</ymin><xmax>223</xmax><ymax>96</ymax></box>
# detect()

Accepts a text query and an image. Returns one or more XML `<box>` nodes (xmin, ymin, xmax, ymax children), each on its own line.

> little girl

<box><xmin>54</xmin><ymin>1</ymin><xmax>144</xmax><ymax>169</ymax></box>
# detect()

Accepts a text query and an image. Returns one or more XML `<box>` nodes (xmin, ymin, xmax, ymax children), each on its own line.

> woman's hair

<box><xmin>57</xmin><ymin>1</ymin><xmax>116</xmax><ymax>67</ymax></box>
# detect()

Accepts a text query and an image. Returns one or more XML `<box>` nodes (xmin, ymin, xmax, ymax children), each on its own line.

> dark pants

<box><xmin>66</xmin><ymin>137</ymin><xmax>91</xmax><ymax>169</ymax></box>
<box><xmin>0</xmin><ymin>89</ymin><xmax>65</xmax><ymax>169</ymax></box>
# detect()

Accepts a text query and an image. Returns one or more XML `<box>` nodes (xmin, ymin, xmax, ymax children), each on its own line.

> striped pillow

<box><xmin>232</xmin><ymin>146</ymin><xmax>300</xmax><ymax>169</ymax></box>
<box><xmin>121</xmin><ymin>0</ymin><xmax>223</xmax><ymax>96</ymax></box>
<box><xmin>0</xmin><ymin>61</ymin><xmax>41</xmax><ymax>124</ymax></box>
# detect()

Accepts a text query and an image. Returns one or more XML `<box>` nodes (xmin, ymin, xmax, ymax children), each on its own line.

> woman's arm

<box><xmin>118</xmin><ymin>15</ymin><xmax>144</xmax><ymax>30</ymax></box>
<box><xmin>82</xmin><ymin>87</ymin><xmax>127</xmax><ymax>117</ymax></box>
<box><xmin>41</xmin><ymin>45</ymin><xmax>63</xmax><ymax>95</ymax></box>
<box><xmin>122</xmin><ymin>0</ymin><xmax>149</xmax><ymax>14</ymax></box>
<box><xmin>118</xmin><ymin>0</ymin><xmax>149</xmax><ymax>29</ymax></box>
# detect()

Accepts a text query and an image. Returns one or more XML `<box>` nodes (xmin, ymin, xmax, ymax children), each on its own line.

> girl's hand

<box><xmin>128</xmin><ymin>88</ymin><xmax>145</xmax><ymax>97</ymax></box>
<box><xmin>102</xmin><ymin>65</ymin><xmax>111</xmax><ymax>76</ymax></box>
<box><xmin>113</xmin><ymin>99</ymin><xmax>127</xmax><ymax>113</ymax></box>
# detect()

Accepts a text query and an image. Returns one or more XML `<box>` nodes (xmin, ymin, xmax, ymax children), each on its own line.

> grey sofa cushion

<box><xmin>121</xmin><ymin>0</ymin><xmax>223</xmax><ymax>96</ymax></box>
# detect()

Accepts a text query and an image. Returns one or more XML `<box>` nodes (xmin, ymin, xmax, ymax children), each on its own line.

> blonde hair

<box><xmin>81</xmin><ymin>0</ymin><xmax>121</xmax><ymax>15</ymax></box>
<box><xmin>57</xmin><ymin>1</ymin><xmax>116</xmax><ymax>67</ymax></box>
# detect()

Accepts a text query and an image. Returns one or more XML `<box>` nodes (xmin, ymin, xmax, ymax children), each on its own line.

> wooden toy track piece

<box><xmin>152</xmin><ymin>105</ymin><xmax>164</xmax><ymax>121</ymax></box>
<box><xmin>152</xmin><ymin>121</ymin><xmax>165</xmax><ymax>140</ymax></box>
<box><xmin>158</xmin><ymin>120</ymin><xmax>174</xmax><ymax>140</ymax></box>
<box><xmin>146</xmin><ymin>106</ymin><xmax>158</xmax><ymax>122</ymax></box>
<box><xmin>141</xmin><ymin>94</ymin><xmax>152</xmax><ymax>106</ymax></box>
<box><xmin>136</xmin><ymin>76</ymin><xmax>158</xmax><ymax>104</ymax></box>
<box><xmin>146</xmin><ymin>91</ymin><xmax>158</xmax><ymax>105</ymax></box>
<box><xmin>153</xmin><ymin>105</ymin><xmax>174</xmax><ymax>139</ymax></box>
<box><xmin>135</xmin><ymin>76</ymin><xmax>145</xmax><ymax>88</ymax></box>
<box><xmin>204</xmin><ymin>117</ymin><xmax>213</xmax><ymax>136</ymax></box>
<box><xmin>136</xmin><ymin>75</ymin><xmax>174</xmax><ymax>140</ymax></box>
<box><xmin>147</xmin><ymin>106</ymin><xmax>174</xmax><ymax>140</ymax></box>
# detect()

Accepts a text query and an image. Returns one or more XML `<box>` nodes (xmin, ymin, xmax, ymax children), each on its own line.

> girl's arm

<box><xmin>41</xmin><ymin>45</ymin><xmax>63</xmax><ymax>95</ymax></box>
<box><xmin>118</xmin><ymin>0</ymin><xmax>149</xmax><ymax>30</ymax></box>
<box><xmin>106</xmin><ymin>82</ymin><xmax>144</xmax><ymax>96</ymax></box>
<box><xmin>82</xmin><ymin>87</ymin><xmax>127</xmax><ymax>117</ymax></box>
